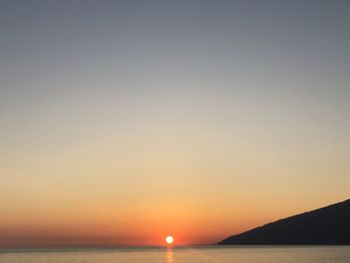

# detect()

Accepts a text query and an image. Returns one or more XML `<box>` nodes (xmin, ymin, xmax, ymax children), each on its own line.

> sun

<box><xmin>165</xmin><ymin>235</ymin><xmax>174</xmax><ymax>245</ymax></box>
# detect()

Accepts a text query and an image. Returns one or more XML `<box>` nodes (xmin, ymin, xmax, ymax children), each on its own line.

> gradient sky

<box><xmin>1</xmin><ymin>0</ymin><xmax>350</xmax><ymax>247</ymax></box>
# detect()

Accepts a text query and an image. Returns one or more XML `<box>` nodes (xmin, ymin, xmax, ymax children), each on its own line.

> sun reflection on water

<box><xmin>166</xmin><ymin>248</ymin><xmax>174</xmax><ymax>263</ymax></box>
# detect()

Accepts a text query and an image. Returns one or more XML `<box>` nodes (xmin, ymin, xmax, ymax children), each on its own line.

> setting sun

<box><xmin>165</xmin><ymin>235</ymin><xmax>174</xmax><ymax>245</ymax></box>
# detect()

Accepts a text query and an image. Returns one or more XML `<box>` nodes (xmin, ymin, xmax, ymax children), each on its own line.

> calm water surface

<box><xmin>0</xmin><ymin>246</ymin><xmax>349</xmax><ymax>263</ymax></box>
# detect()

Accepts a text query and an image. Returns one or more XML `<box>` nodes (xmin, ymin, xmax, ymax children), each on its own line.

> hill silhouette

<box><xmin>219</xmin><ymin>199</ymin><xmax>350</xmax><ymax>245</ymax></box>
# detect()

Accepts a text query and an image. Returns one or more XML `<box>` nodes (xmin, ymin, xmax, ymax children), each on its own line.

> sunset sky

<box><xmin>1</xmin><ymin>0</ymin><xmax>350</xmax><ymax>247</ymax></box>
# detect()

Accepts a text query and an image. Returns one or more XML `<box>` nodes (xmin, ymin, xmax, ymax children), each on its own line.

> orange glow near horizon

<box><xmin>0</xmin><ymin>194</ymin><xmax>347</xmax><ymax>247</ymax></box>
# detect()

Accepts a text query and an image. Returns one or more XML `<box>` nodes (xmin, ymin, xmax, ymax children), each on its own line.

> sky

<box><xmin>1</xmin><ymin>0</ymin><xmax>350</xmax><ymax>247</ymax></box>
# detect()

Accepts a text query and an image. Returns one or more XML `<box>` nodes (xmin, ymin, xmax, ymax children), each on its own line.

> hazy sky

<box><xmin>1</xmin><ymin>0</ymin><xmax>350</xmax><ymax>247</ymax></box>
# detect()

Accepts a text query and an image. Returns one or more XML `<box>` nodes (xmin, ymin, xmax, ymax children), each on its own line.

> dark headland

<box><xmin>219</xmin><ymin>199</ymin><xmax>350</xmax><ymax>245</ymax></box>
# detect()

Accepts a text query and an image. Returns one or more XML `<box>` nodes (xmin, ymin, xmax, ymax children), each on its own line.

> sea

<box><xmin>0</xmin><ymin>246</ymin><xmax>349</xmax><ymax>263</ymax></box>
